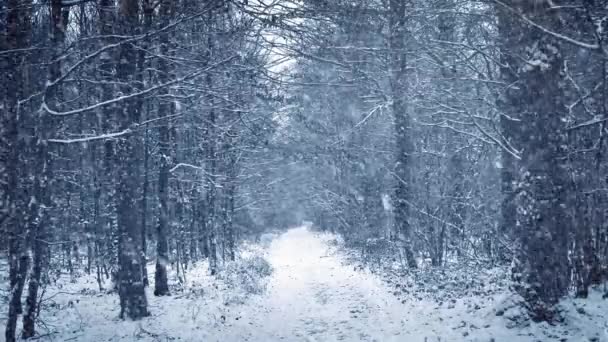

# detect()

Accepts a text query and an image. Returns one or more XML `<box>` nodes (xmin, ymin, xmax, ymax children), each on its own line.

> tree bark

<box><xmin>154</xmin><ymin>0</ymin><xmax>176</xmax><ymax>296</ymax></box>
<box><xmin>497</xmin><ymin>1</ymin><xmax>571</xmax><ymax>322</ymax></box>
<box><xmin>98</xmin><ymin>0</ymin><xmax>119</xmax><ymax>288</ymax></box>
<box><xmin>388</xmin><ymin>0</ymin><xmax>417</xmax><ymax>269</ymax></box>
<box><xmin>115</xmin><ymin>0</ymin><xmax>149</xmax><ymax>320</ymax></box>
<box><xmin>496</xmin><ymin>4</ymin><xmax>519</xmax><ymax>264</ymax></box>
<box><xmin>3</xmin><ymin>1</ymin><xmax>32</xmax><ymax>340</ymax></box>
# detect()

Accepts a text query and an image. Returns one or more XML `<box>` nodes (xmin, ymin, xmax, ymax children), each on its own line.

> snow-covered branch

<box><xmin>47</xmin><ymin>128</ymin><xmax>133</xmax><ymax>144</ymax></box>
<box><xmin>493</xmin><ymin>0</ymin><xmax>601</xmax><ymax>52</ymax></box>
<box><xmin>42</xmin><ymin>56</ymin><xmax>237</xmax><ymax>116</ymax></box>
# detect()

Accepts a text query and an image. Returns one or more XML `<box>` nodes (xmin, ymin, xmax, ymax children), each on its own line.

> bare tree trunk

<box><xmin>225</xmin><ymin>179</ymin><xmax>236</xmax><ymax>262</ymax></box>
<box><xmin>497</xmin><ymin>1</ymin><xmax>571</xmax><ymax>322</ymax></box>
<box><xmin>139</xmin><ymin>0</ymin><xmax>153</xmax><ymax>289</ymax></box>
<box><xmin>98</xmin><ymin>0</ymin><xmax>119</xmax><ymax>288</ymax></box>
<box><xmin>573</xmin><ymin>195</ymin><xmax>593</xmax><ymax>298</ymax></box>
<box><xmin>154</xmin><ymin>0</ymin><xmax>176</xmax><ymax>296</ymax></box>
<box><xmin>21</xmin><ymin>233</ymin><xmax>45</xmax><ymax>338</ymax></box>
<box><xmin>190</xmin><ymin>194</ymin><xmax>199</xmax><ymax>262</ymax></box>
<box><xmin>3</xmin><ymin>1</ymin><xmax>32</xmax><ymax>341</ymax></box>
<box><xmin>23</xmin><ymin>1</ymin><xmax>68</xmax><ymax>336</ymax></box>
<box><xmin>203</xmin><ymin>11</ymin><xmax>219</xmax><ymax>275</ymax></box>
<box><xmin>388</xmin><ymin>0</ymin><xmax>416</xmax><ymax>269</ymax></box>
<box><xmin>115</xmin><ymin>0</ymin><xmax>149</xmax><ymax>320</ymax></box>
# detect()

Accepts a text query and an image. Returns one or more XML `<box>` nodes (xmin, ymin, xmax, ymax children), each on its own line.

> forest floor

<box><xmin>1</xmin><ymin>227</ymin><xmax>607</xmax><ymax>341</ymax></box>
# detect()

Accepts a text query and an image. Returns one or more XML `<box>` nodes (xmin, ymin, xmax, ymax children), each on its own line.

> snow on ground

<box><xmin>1</xmin><ymin>227</ymin><xmax>607</xmax><ymax>341</ymax></box>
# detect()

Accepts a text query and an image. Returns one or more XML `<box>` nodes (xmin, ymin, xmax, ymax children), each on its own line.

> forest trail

<box><xmin>215</xmin><ymin>228</ymin><xmax>603</xmax><ymax>342</ymax></box>
<box><xmin>2</xmin><ymin>227</ymin><xmax>603</xmax><ymax>341</ymax></box>
<box><xmin>221</xmin><ymin>227</ymin><xmax>421</xmax><ymax>341</ymax></box>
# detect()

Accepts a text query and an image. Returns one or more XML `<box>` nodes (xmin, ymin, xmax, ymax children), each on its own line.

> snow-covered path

<box><xmin>219</xmin><ymin>228</ymin><xmax>607</xmax><ymax>342</ymax></box>
<box><xmin>0</xmin><ymin>226</ymin><xmax>451</xmax><ymax>342</ymax></box>
<box><xmin>3</xmin><ymin>227</ymin><xmax>604</xmax><ymax>341</ymax></box>
<box><xmin>220</xmin><ymin>227</ymin><xmax>411</xmax><ymax>341</ymax></box>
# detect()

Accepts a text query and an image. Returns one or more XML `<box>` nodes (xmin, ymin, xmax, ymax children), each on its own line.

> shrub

<box><xmin>220</xmin><ymin>254</ymin><xmax>273</xmax><ymax>304</ymax></box>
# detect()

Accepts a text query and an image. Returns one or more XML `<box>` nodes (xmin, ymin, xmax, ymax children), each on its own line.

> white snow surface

<box><xmin>1</xmin><ymin>227</ymin><xmax>607</xmax><ymax>341</ymax></box>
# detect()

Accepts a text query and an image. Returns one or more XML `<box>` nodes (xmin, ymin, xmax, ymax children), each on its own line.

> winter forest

<box><xmin>1</xmin><ymin>0</ymin><xmax>608</xmax><ymax>341</ymax></box>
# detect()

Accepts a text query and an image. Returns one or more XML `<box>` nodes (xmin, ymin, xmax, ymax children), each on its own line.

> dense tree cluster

<box><xmin>1</xmin><ymin>1</ymin><xmax>278</xmax><ymax>340</ymax></box>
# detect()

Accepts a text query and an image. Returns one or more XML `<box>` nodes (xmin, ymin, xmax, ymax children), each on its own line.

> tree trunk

<box><xmin>496</xmin><ymin>5</ymin><xmax>519</xmax><ymax>263</ymax></box>
<box><xmin>98</xmin><ymin>0</ymin><xmax>119</xmax><ymax>288</ymax></box>
<box><xmin>21</xmin><ymin>234</ymin><xmax>45</xmax><ymax>338</ymax></box>
<box><xmin>115</xmin><ymin>0</ymin><xmax>149</xmax><ymax>320</ymax></box>
<box><xmin>3</xmin><ymin>1</ymin><xmax>32</xmax><ymax>341</ymax></box>
<box><xmin>154</xmin><ymin>0</ymin><xmax>176</xmax><ymax>296</ymax></box>
<box><xmin>497</xmin><ymin>1</ymin><xmax>571</xmax><ymax>322</ymax></box>
<box><xmin>139</xmin><ymin>0</ymin><xmax>153</xmax><ymax>289</ymax></box>
<box><xmin>388</xmin><ymin>0</ymin><xmax>416</xmax><ymax>269</ymax></box>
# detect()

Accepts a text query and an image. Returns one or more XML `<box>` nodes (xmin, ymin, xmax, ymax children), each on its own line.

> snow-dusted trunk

<box><xmin>496</xmin><ymin>3</ymin><xmax>519</xmax><ymax>265</ymax></box>
<box><xmin>221</xmin><ymin>125</ymin><xmax>238</xmax><ymax>262</ymax></box>
<box><xmin>204</xmin><ymin>14</ymin><xmax>219</xmax><ymax>275</ymax></box>
<box><xmin>22</xmin><ymin>1</ymin><xmax>67</xmax><ymax>336</ymax></box>
<box><xmin>140</xmin><ymin>0</ymin><xmax>153</xmax><ymax>289</ymax></box>
<box><xmin>21</xmin><ymin>234</ymin><xmax>44</xmax><ymax>338</ymax></box>
<box><xmin>115</xmin><ymin>0</ymin><xmax>149</xmax><ymax>320</ymax></box>
<box><xmin>155</xmin><ymin>112</ymin><xmax>171</xmax><ymax>295</ymax></box>
<box><xmin>578</xmin><ymin>0</ymin><xmax>608</xmax><ymax>294</ymax></box>
<box><xmin>497</xmin><ymin>1</ymin><xmax>571</xmax><ymax>322</ymax></box>
<box><xmin>3</xmin><ymin>1</ymin><xmax>31</xmax><ymax>340</ymax></box>
<box><xmin>98</xmin><ymin>0</ymin><xmax>119</xmax><ymax>284</ymax></box>
<box><xmin>154</xmin><ymin>0</ymin><xmax>175</xmax><ymax>297</ymax></box>
<box><xmin>141</xmin><ymin>120</ymin><xmax>149</xmax><ymax>288</ymax></box>
<box><xmin>388</xmin><ymin>0</ymin><xmax>416</xmax><ymax>269</ymax></box>
<box><xmin>436</xmin><ymin>0</ymin><xmax>466</xmax><ymax>262</ymax></box>
<box><xmin>572</xmin><ymin>194</ymin><xmax>596</xmax><ymax>298</ymax></box>
<box><xmin>76</xmin><ymin>3</ymin><xmax>95</xmax><ymax>278</ymax></box>
<box><xmin>205</xmin><ymin>81</ymin><xmax>219</xmax><ymax>275</ymax></box>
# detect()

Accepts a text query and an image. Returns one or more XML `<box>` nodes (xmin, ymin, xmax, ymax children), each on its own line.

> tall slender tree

<box><xmin>3</xmin><ymin>1</ymin><xmax>33</xmax><ymax>341</ymax></box>
<box><xmin>388</xmin><ymin>0</ymin><xmax>417</xmax><ymax>268</ymax></box>
<box><xmin>115</xmin><ymin>0</ymin><xmax>149</xmax><ymax>319</ymax></box>
<box><xmin>154</xmin><ymin>0</ymin><xmax>176</xmax><ymax>297</ymax></box>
